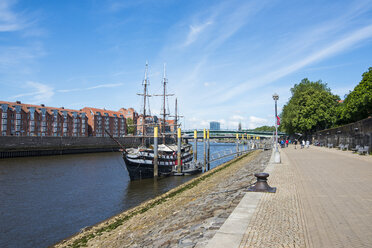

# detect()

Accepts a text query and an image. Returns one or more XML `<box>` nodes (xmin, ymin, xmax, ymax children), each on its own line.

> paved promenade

<box><xmin>209</xmin><ymin>146</ymin><xmax>372</xmax><ymax>248</ymax></box>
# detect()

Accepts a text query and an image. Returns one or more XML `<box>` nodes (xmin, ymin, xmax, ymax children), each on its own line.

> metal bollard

<box><xmin>248</xmin><ymin>173</ymin><xmax>276</xmax><ymax>193</ymax></box>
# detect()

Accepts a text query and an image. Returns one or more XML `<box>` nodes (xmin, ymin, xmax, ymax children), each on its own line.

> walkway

<box><xmin>208</xmin><ymin>146</ymin><xmax>372</xmax><ymax>248</ymax></box>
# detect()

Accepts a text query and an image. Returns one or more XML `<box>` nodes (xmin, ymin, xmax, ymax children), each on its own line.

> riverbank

<box><xmin>0</xmin><ymin>136</ymin><xmax>178</xmax><ymax>158</ymax></box>
<box><xmin>55</xmin><ymin>149</ymin><xmax>271</xmax><ymax>248</ymax></box>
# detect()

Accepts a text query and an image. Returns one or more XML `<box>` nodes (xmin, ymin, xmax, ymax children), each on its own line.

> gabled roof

<box><xmin>0</xmin><ymin>101</ymin><xmax>85</xmax><ymax>116</ymax></box>
<box><xmin>82</xmin><ymin>107</ymin><xmax>125</xmax><ymax>118</ymax></box>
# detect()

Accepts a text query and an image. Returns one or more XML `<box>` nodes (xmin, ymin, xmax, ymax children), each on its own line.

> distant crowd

<box><xmin>279</xmin><ymin>138</ymin><xmax>310</xmax><ymax>149</ymax></box>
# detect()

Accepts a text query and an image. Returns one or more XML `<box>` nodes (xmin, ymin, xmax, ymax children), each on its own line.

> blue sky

<box><xmin>1</xmin><ymin>0</ymin><xmax>372</xmax><ymax>130</ymax></box>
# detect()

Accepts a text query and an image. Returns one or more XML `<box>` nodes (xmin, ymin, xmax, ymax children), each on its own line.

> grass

<box><xmin>66</xmin><ymin>152</ymin><xmax>255</xmax><ymax>248</ymax></box>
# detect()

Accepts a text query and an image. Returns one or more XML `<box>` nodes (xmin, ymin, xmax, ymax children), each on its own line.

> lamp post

<box><xmin>272</xmin><ymin>93</ymin><xmax>281</xmax><ymax>163</ymax></box>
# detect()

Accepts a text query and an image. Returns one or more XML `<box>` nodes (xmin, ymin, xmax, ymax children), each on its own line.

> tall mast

<box><xmin>162</xmin><ymin>64</ymin><xmax>166</xmax><ymax>144</ymax></box>
<box><xmin>154</xmin><ymin>63</ymin><xmax>173</xmax><ymax>144</ymax></box>
<box><xmin>174</xmin><ymin>98</ymin><xmax>178</xmax><ymax>133</ymax></box>
<box><xmin>137</xmin><ymin>62</ymin><xmax>150</xmax><ymax>145</ymax></box>
<box><xmin>170</xmin><ymin>98</ymin><xmax>183</xmax><ymax>134</ymax></box>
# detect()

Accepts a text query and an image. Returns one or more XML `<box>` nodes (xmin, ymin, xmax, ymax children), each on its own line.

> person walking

<box><xmin>285</xmin><ymin>139</ymin><xmax>289</xmax><ymax>147</ymax></box>
<box><xmin>294</xmin><ymin>139</ymin><xmax>298</xmax><ymax>149</ymax></box>
<box><xmin>306</xmin><ymin>140</ymin><xmax>310</xmax><ymax>148</ymax></box>
<box><xmin>301</xmin><ymin>140</ymin><xmax>305</xmax><ymax>149</ymax></box>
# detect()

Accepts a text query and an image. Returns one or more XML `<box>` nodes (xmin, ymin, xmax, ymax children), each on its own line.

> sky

<box><xmin>1</xmin><ymin>0</ymin><xmax>372</xmax><ymax>130</ymax></box>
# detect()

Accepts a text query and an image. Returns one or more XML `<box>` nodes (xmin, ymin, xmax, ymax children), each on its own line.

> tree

<box><xmin>281</xmin><ymin>78</ymin><xmax>340</xmax><ymax>135</ymax></box>
<box><xmin>126</xmin><ymin>118</ymin><xmax>135</xmax><ymax>135</ymax></box>
<box><xmin>337</xmin><ymin>67</ymin><xmax>372</xmax><ymax>124</ymax></box>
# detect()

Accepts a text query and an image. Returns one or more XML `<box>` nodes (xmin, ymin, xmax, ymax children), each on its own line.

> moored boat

<box><xmin>123</xmin><ymin>143</ymin><xmax>195</xmax><ymax>180</ymax></box>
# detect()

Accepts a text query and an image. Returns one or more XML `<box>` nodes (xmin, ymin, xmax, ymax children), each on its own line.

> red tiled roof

<box><xmin>0</xmin><ymin>101</ymin><xmax>85</xmax><ymax>116</ymax></box>
<box><xmin>82</xmin><ymin>107</ymin><xmax>125</xmax><ymax>118</ymax></box>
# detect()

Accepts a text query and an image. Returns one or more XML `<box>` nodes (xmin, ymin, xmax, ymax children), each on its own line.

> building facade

<box><xmin>119</xmin><ymin>107</ymin><xmax>138</xmax><ymax>134</ymax></box>
<box><xmin>210</xmin><ymin>121</ymin><xmax>221</xmax><ymax>130</ymax></box>
<box><xmin>81</xmin><ymin>107</ymin><xmax>127</xmax><ymax>137</ymax></box>
<box><xmin>0</xmin><ymin>101</ymin><xmax>88</xmax><ymax>137</ymax></box>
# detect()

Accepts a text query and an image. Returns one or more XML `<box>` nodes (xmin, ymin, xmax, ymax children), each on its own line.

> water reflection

<box><xmin>0</xmin><ymin>142</ymin><xmax>242</xmax><ymax>248</ymax></box>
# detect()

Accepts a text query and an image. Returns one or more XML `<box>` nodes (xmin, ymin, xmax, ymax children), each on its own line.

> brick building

<box><xmin>119</xmin><ymin>107</ymin><xmax>138</xmax><ymax>134</ymax></box>
<box><xmin>158</xmin><ymin>119</ymin><xmax>176</xmax><ymax>133</ymax></box>
<box><xmin>0</xmin><ymin>101</ymin><xmax>88</xmax><ymax>137</ymax></box>
<box><xmin>81</xmin><ymin>107</ymin><xmax>127</xmax><ymax>137</ymax></box>
<box><xmin>136</xmin><ymin>115</ymin><xmax>159</xmax><ymax>135</ymax></box>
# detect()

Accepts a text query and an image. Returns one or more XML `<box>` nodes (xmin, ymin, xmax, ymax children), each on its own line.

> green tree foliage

<box><xmin>126</xmin><ymin>118</ymin><xmax>135</xmax><ymax>135</ymax></box>
<box><xmin>337</xmin><ymin>67</ymin><xmax>372</xmax><ymax>124</ymax></box>
<box><xmin>253</xmin><ymin>125</ymin><xmax>276</xmax><ymax>132</ymax></box>
<box><xmin>281</xmin><ymin>78</ymin><xmax>340</xmax><ymax>135</ymax></box>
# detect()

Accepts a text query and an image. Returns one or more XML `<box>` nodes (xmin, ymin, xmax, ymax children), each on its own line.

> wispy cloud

<box><xmin>0</xmin><ymin>0</ymin><xmax>45</xmax><ymax>74</ymax></box>
<box><xmin>247</xmin><ymin>116</ymin><xmax>270</xmax><ymax>129</ymax></box>
<box><xmin>217</xmin><ymin>23</ymin><xmax>372</xmax><ymax>103</ymax></box>
<box><xmin>11</xmin><ymin>81</ymin><xmax>54</xmax><ymax>103</ymax></box>
<box><xmin>185</xmin><ymin>114</ymin><xmax>269</xmax><ymax>130</ymax></box>
<box><xmin>0</xmin><ymin>0</ymin><xmax>21</xmax><ymax>32</ymax></box>
<box><xmin>183</xmin><ymin>20</ymin><xmax>213</xmax><ymax>47</ymax></box>
<box><xmin>57</xmin><ymin>83</ymin><xmax>124</xmax><ymax>93</ymax></box>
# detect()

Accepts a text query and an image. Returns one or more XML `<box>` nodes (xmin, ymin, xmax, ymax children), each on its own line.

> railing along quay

<box><xmin>152</xmin><ymin>127</ymin><xmax>271</xmax><ymax>177</ymax></box>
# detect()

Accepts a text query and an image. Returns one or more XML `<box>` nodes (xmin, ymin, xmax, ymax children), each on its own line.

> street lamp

<box><xmin>272</xmin><ymin>93</ymin><xmax>281</xmax><ymax>163</ymax></box>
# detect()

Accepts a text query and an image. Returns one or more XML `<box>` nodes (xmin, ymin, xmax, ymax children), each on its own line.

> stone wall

<box><xmin>312</xmin><ymin>117</ymin><xmax>372</xmax><ymax>152</ymax></box>
<box><xmin>0</xmin><ymin>136</ymin><xmax>175</xmax><ymax>158</ymax></box>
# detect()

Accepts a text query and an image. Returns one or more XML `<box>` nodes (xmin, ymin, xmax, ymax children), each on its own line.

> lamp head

<box><xmin>272</xmin><ymin>93</ymin><xmax>279</xmax><ymax>101</ymax></box>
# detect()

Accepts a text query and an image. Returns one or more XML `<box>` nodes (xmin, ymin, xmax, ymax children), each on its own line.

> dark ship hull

<box><xmin>123</xmin><ymin>144</ymin><xmax>194</xmax><ymax>180</ymax></box>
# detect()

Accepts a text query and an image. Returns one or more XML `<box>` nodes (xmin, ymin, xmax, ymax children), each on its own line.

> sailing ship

<box><xmin>122</xmin><ymin>63</ymin><xmax>202</xmax><ymax>180</ymax></box>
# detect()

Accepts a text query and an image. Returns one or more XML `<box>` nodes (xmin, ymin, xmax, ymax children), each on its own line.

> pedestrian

<box><xmin>301</xmin><ymin>140</ymin><xmax>305</xmax><ymax>149</ymax></box>
<box><xmin>306</xmin><ymin>140</ymin><xmax>310</xmax><ymax>148</ymax></box>
<box><xmin>280</xmin><ymin>140</ymin><xmax>285</xmax><ymax>148</ymax></box>
<box><xmin>285</xmin><ymin>139</ymin><xmax>289</xmax><ymax>147</ymax></box>
<box><xmin>294</xmin><ymin>139</ymin><xmax>298</xmax><ymax>149</ymax></box>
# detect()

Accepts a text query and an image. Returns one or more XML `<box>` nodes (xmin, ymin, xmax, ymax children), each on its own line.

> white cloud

<box><xmin>231</xmin><ymin>115</ymin><xmax>245</xmax><ymax>121</ymax></box>
<box><xmin>57</xmin><ymin>83</ymin><xmax>124</xmax><ymax>93</ymax></box>
<box><xmin>214</xmin><ymin>23</ymin><xmax>372</xmax><ymax>104</ymax></box>
<box><xmin>247</xmin><ymin>116</ymin><xmax>270</xmax><ymax>129</ymax></box>
<box><xmin>183</xmin><ymin>21</ymin><xmax>213</xmax><ymax>47</ymax></box>
<box><xmin>87</xmin><ymin>83</ymin><xmax>123</xmax><ymax>90</ymax></box>
<box><xmin>11</xmin><ymin>81</ymin><xmax>54</xmax><ymax>103</ymax></box>
<box><xmin>0</xmin><ymin>0</ymin><xmax>22</xmax><ymax>32</ymax></box>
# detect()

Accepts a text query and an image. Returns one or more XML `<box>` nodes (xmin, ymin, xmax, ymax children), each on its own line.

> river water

<box><xmin>0</xmin><ymin>142</ymin><xmax>249</xmax><ymax>248</ymax></box>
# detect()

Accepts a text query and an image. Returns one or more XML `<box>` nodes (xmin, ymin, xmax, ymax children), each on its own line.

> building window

<box><xmin>2</xmin><ymin>113</ymin><xmax>7</xmax><ymax>119</ymax></box>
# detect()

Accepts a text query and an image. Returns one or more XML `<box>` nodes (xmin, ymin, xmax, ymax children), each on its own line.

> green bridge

<box><xmin>182</xmin><ymin>129</ymin><xmax>286</xmax><ymax>138</ymax></box>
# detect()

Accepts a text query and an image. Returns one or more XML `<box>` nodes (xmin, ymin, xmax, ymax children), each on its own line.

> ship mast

<box><xmin>154</xmin><ymin>63</ymin><xmax>173</xmax><ymax>144</ymax></box>
<box><xmin>137</xmin><ymin>62</ymin><xmax>151</xmax><ymax>146</ymax></box>
<box><xmin>170</xmin><ymin>98</ymin><xmax>183</xmax><ymax>135</ymax></box>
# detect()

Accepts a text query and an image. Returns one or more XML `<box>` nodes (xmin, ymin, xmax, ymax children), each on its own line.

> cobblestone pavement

<box><xmin>240</xmin><ymin>145</ymin><xmax>372</xmax><ymax>248</ymax></box>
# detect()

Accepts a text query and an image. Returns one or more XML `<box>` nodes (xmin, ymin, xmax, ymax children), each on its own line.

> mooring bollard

<box><xmin>153</xmin><ymin>126</ymin><xmax>158</xmax><ymax>178</ymax></box>
<box><xmin>248</xmin><ymin>173</ymin><xmax>276</xmax><ymax>193</ymax></box>
<box><xmin>194</xmin><ymin>130</ymin><xmax>198</xmax><ymax>162</ymax></box>
<box><xmin>177</xmin><ymin>128</ymin><xmax>182</xmax><ymax>173</ymax></box>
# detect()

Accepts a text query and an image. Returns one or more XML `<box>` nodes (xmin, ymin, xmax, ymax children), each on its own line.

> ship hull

<box><xmin>123</xmin><ymin>144</ymin><xmax>194</xmax><ymax>180</ymax></box>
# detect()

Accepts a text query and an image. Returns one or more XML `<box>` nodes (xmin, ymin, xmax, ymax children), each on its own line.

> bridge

<box><xmin>182</xmin><ymin>129</ymin><xmax>286</xmax><ymax>138</ymax></box>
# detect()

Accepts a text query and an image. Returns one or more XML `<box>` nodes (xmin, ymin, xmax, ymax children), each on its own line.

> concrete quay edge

<box><xmin>205</xmin><ymin>148</ymin><xmax>277</xmax><ymax>248</ymax></box>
